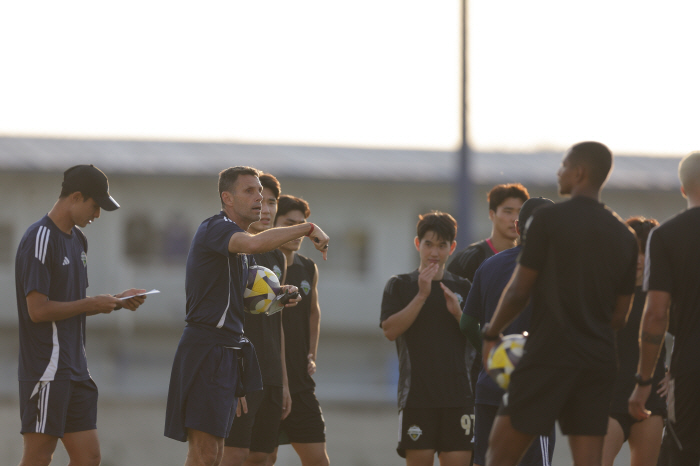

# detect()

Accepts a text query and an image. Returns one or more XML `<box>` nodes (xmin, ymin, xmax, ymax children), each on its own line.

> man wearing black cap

<box><xmin>14</xmin><ymin>164</ymin><xmax>147</xmax><ymax>466</ymax></box>
<box><xmin>461</xmin><ymin>197</ymin><xmax>556</xmax><ymax>466</ymax></box>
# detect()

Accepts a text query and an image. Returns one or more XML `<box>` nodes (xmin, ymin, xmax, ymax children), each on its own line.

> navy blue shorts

<box><xmin>19</xmin><ymin>378</ymin><xmax>98</xmax><ymax>438</ymax></box>
<box><xmin>184</xmin><ymin>346</ymin><xmax>241</xmax><ymax>439</ymax></box>
<box><xmin>396</xmin><ymin>406</ymin><xmax>474</xmax><ymax>458</ymax></box>
<box><xmin>474</xmin><ymin>404</ymin><xmax>554</xmax><ymax>466</ymax></box>
<box><xmin>226</xmin><ymin>385</ymin><xmax>283</xmax><ymax>452</ymax></box>
<box><xmin>279</xmin><ymin>390</ymin><xmax>326</xmax><ymax>445</ymax></box>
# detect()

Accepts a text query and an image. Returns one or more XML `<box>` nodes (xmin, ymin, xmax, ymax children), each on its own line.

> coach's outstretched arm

<box><xmin>228</xmin><ymin>222</ymin><xmax>330</xmax><ymax>259</ymax></box>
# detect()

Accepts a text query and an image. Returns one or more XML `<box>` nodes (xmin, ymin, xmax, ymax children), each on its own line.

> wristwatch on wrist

<box><xmin>481</xmin><ymin>324</ymin><xmax>501</xmax><ymax>342</ymax></box>
<box><xmin>634</xmin><ymin>373</ymin><xmax>653</xmax><ymax>386</ymax></box>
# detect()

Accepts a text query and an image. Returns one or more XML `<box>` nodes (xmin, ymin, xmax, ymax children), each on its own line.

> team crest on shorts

<box><xmin>300</xmin><ymin>279</ymin><xmax>311</xmax><ymax>295</ymax></box>
<box><xmin>407</xmin><ymin>425</ymin><xmax>422</xmax><ymax>441</ymax></box>
<box><xmin>272</xmin><ymin>265</ymin><xmax>282</xmax><ymax>279</ymax></box>
<box><xmin>81</xmin><ymin>252</ymin><xmax>87</xmax><ymax>267</ymax></box>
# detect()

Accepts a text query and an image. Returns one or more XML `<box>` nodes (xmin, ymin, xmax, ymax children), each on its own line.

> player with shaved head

<box><xmin>482</xmin><ymin>142</ymin><xmax>638</xmax><ymax>466</ymax></box>
<box><xmin>629</xmin><ymin>151</ymin><xmax>700</xmax><ymax>466</ymax></box>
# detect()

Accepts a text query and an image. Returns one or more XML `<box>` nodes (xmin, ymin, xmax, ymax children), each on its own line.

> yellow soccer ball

<box><xmin>243</xmin><ymin>265</ymin><xmax>281</xmax><ymax>314</ymax></box>
<box><xmin>486</xmin><ymin>333</ymin><xmax>527</xmax><ymax>390</ymax></box>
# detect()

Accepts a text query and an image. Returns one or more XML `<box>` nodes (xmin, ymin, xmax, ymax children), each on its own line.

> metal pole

<box><xmin>456</xmin><ymin>0</ymin><xmax>472</xmax><ymax>249</ymax></box>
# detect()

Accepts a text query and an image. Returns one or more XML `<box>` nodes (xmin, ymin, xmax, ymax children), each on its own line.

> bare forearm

<box><xmin>229</xmin><ymin>224</ymin><xmax>311</xmax><ymax>254</ymax></box>
<box><xmin>309</xmin><ymin>307</ymin><xmax>321</xmax><ymax>360</ymax></box>
<box><xmin>28</xmin><ymin>297</ymin><xmax>98</xmax><ymax>323</ymax></box>
<box><xmin>488</xmin><ymin>287</ymin><xmax>528</xmax><ymax>335</ymax></box>
<box><xmin>637</xmin><ymin>291</ymin><xmax>671</xmax><ymax>378</ymax></box>
<box><xmin>381</xmin><ymin>293</ymin><xmax>427</xmax><ymax>341</ymax></box>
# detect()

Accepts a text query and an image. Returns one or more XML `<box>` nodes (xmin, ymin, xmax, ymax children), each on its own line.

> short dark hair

<box><xmin>259</xmin><ymin>173</ymin><xmax>281</xmax><ymax>199</ymax></box>
<box><xmin>218</xmin><ymin>166</ymin><xmax>260</xmax><ymax>206</ymax></box>
<box><xmin>488</xmin><ymin>183</ymin><xmax>530</xmax><ymax>212</ymax></box>
<box><xmin>568</xmin><ymin>141</ymin><xmax>613</xmax><ymax>188</ymax></box>
<box><xmin>276</xmin><ymin>194</ymin><xmax>310</xmax><ymax>221</ymax></box>
<box><xmin>625</xmin><ymin>216</ymin><xmax>659</xmax><ymax>254</ymax></box>
<box><xmin>416</xmin><ymin>211</ymin><xmax>457</xmax><ymax>243</ymax></box>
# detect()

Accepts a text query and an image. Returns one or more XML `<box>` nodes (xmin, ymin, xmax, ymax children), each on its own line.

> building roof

<box><xmin>0</xmin><ymin>136</ymin><xmax>682</xmax><ymax>190</ymax></box>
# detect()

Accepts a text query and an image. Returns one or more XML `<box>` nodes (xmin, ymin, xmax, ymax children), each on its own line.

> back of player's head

<box><xmin>276</xmin><ymin>195</ymin><xmax>310</xmax><ymax>222</ymax></box>
<box><xmin>416</xmin><ymin>211</ymin><xmax>457</xmax><ymax>243</ymax></box>
<box><xmin>567</xmin><ymin>141</ymin><xmax>613</xmax><ymax>188</ymax></box>
<box><xmin>488</xmin><ymin>183</ymin><xmax>530</xmax><ymax>212</ymax></box>
<box><xmin>678</xmin><ymin>151</ymin><xmax>700</xmax><ymax>192</ymax></box>
<box><xmin>259</xmin><ymin>173</ymin><xmax>281</xmax><ymax>199</ymax></box>
<box><xmin>518</xmin><ymin>197</ymin><xmax>554</xmax><ymax>238</ymax></box>
<box><xmin>218</xmin><ymin>166</ymin><xmax>261</xmax><ymax>205</ymax></box>
<box><xmin>625</xmin><ymin>216</ymin><xmax>659</xmax><ymax>254</ymax></box>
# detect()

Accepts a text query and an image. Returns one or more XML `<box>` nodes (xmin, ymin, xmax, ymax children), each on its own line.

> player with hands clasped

<box><xmin>381</xmin><ymin>212</ymin><xmax>473</xmax><ymax>466</ymax></box>
<box><xmin>15</xmin><ymin>165</ymin><xmax>147</xmax><ymax>466</ymax></box>
<box><xmin>164</xmin><ymin>167</ymin><xmax>328</xmax><ymax>466</ymax></box>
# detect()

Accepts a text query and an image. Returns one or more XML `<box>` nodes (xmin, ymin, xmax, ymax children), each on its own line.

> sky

<box><xmin>1</xmin><ymin>1</ymin><xmax>698</xmax><ymax>156</ymax></box>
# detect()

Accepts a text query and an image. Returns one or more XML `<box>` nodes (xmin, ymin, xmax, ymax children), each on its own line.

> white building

<box><xmin>0</xmin><ymin>136</ymin><xmax>685</xmax><ymax>401</ymax></box>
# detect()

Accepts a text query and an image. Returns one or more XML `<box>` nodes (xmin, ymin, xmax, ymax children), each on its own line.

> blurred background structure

<box><xmin>2</xmin><ymin>0</ymin><xmax>698</xmax><ymax>463</ymax></box>
<box><xmin>0</xmin><ymin>136</ymin><xmax>684</xmax><ymax>464</ymax></box>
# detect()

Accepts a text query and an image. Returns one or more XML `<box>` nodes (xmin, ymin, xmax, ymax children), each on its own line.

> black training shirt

<box><xmin>381</xmin><ymin>270</ymin><xmax>472</xmax><ymax>409</ymax></box>
<box><xmin>245</xmin><ymin>249</ymin><xmax>285</xmax><ymax>387</ymax></box>
<box><xmin>644</xmin><ymin>207</ymin><xmax>700</xmax><ymax>375</ymax></box>
<box><xmin>282</xmin><ymin>253</ymin><xmax>317</xmax><ymax>394</ymax></box>
<box><xmin>518</xmin><ymin>197</ymin><xmax>637</xmax><ymax>369</ymax></box>
<box><xmin>447</xmin><ymin>239</ymin><xmax>496</xmax><ymax>282</ymax></box>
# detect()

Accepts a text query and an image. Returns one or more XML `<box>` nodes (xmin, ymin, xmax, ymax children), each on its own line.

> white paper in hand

<box><xmin>119</xmin><ymin>289</ymin><xmax>160</xmax><ymax>300</ymax></box>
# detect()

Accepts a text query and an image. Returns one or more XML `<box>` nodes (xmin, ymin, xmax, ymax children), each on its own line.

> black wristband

<box><xmin>481</xmin><ymin>324</ymin><xmax>501</xmax><ymax>342</ymax></box>
<box><xmin>634</xmin><ymin>373</ymin><xmax>653</xmax><ymax>386</ymax></box>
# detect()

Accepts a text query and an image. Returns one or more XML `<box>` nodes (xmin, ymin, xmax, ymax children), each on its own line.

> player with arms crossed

<box><xmin>164</xmin><ymin>167</ymin><xmax>329</xmax><ymax>466</ymax></box>
<box><xmin>381</xmin><ymin>212</ymin><xmax>473</xmax><ymax>466</ymax></box>
<box><xmin>482</xmin><ymin>142</ymin><xmax>638</xmax><ymax>466</ymax></box>
<box><xmin>222</xmin><ymin>173</ymin><xmax>292</xmax><ymax>466</ymax></box>
<box><xmin>15</xmin><ymin>165</ymin><xmax>147</xmax><ymax>466</ymax></box>
<box><xmin>461</xmin><ymin>197</ymin><xmax>555</xmax><ymax>466</ymax></box>
<box><xmin>603</xmin><ymin>217</ymin><xmax>667</xmax><ymax>466</ymax></box>
<box><xmin>629</xmin><ymin>151</ymin><xmax>700</xmax><ymax>466</ymax></box>
<box><xmin>271</xmin><ymin>195</ymin><xmax>330</xmax><ymax>466</ymax></box>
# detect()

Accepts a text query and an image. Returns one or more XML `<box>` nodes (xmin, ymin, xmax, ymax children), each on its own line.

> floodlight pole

<box><xmin>456</xmin><ymin>0</ymin><xmax>473</xmax><ymax>249</ymax></box>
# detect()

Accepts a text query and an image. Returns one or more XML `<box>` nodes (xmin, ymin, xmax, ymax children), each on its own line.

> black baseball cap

<box><xmin>518</xmin><ymin>197</ymin><xmax>554</xmax><ymax>227</ymax></box>
<box><xmin>62</xmin><ymin>164</ymin><xmax>120</xmax><ymax>211</ymax></box>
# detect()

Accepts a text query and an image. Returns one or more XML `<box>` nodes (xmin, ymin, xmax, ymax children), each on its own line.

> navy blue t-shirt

<box><xmin>185</xmin><ymin>212</ymin><xmax>253</xmax><ymax>337</ymax></box>
<box><xmin>463</xmin><ymin>246</ymin><xmax>532</xmax><ymax>406</ymax></box>
<box><xmin>15</xmin><ymin>215</ymin><xmax>90</xmax><ymax>382</ymax></box>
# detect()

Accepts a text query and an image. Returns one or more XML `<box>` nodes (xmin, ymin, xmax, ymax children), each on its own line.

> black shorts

<box><xmin>473</xmin><ymin>404</ymin><xmax>554</xmax><ymax>466</ymax></box>
<box><xmin>397</xmin><ymin>407</ymin><xmax>474</xmax><ymax>459</ymax></box>
<box><xmin>610</xmin><ymin>409</ymin><xmax>665</xmax><ymax>443</ymax></box>
<box><xmin>225</xmin><ymin>385</ymin><xmax>283</xmax><ymax>453</ymax></box>
<box><xmin>500</xmin><ymin>363</ymin><xmax>616</xmax><ymax>437</ymax></box>
<box><xmin>19</xmin><ymin>378</ymin><xmax>98</xmax><ymax>438</ymax></box>
<box><xmin>184</xmin><ymin>346</ymin><xmax>240</xmax><ymax>439</ymax></box>
<box><xmin>278</xmin><ymin>390</ymin><xmax>325</xmax><ymax>445</ymax></box>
